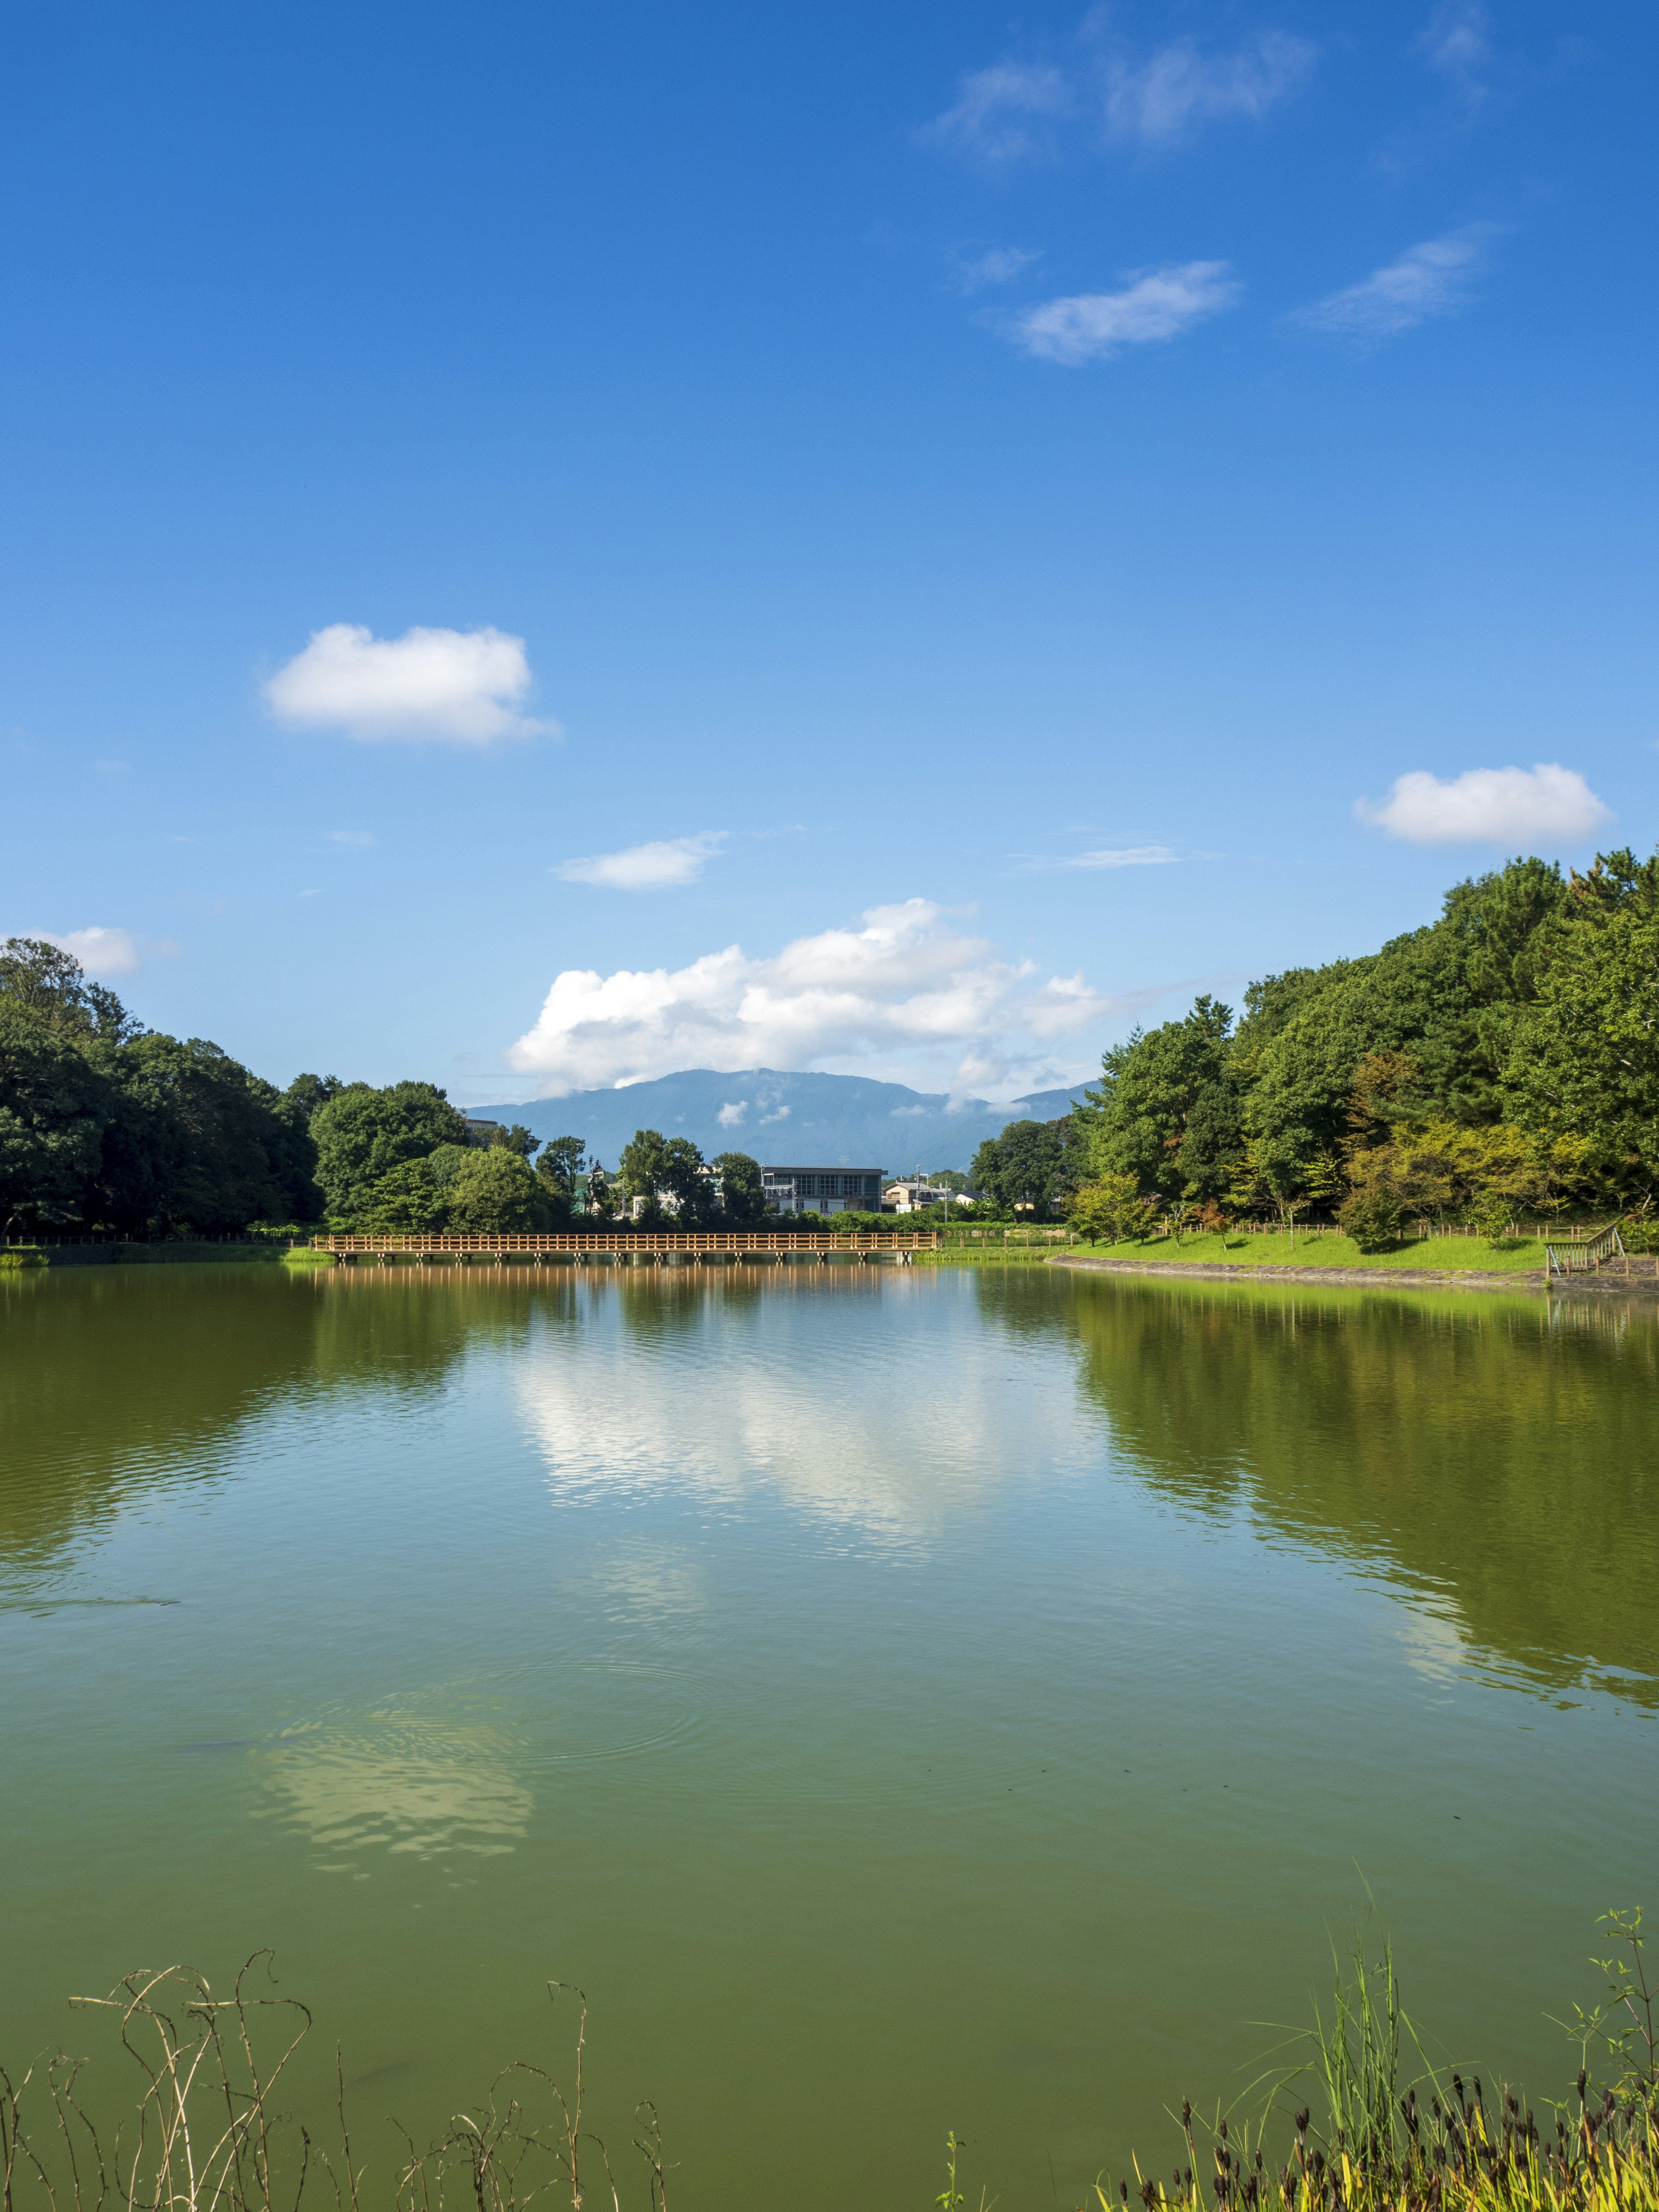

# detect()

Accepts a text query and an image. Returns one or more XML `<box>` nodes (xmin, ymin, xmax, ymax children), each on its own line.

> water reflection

<box><xmin>991</xmin><ymin>1271</ymin><xmax>1659</xmax><ymax>1708</ymax></box>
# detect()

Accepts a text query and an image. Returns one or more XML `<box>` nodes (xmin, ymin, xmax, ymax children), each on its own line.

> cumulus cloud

<box><xmin>1102</xmin><ymin>30</ymin><xmax>1316</xmax><ymax>146</ymax></box>
<box><xmin>1356</xmin><ymin>764</ymin><xmax>1612</xmax><ymax>846</ymax></box>
<box><xmin>951</xmin><ymin>244</ymin><xmax>1042</xmax><ymax>293</ymax></box>
<box><xmin>1294</xmin><ymin>226</ymin><xmax>1497</xmax><ymax>346</ymax></box>
<box><xmin>924</xmin><ymin>60</ymin><xmax>1071</xmax><ymax>164</ymax></box>
<box><xmin>505</xmin><ymin>899</ymin><xmax>1126</xmax><ymax>1096</ymax></box>
<box><xmin>716</xmin><ymin>1100</ymin><xmax>749</xmax><ymax>1128</ymax></box>
<box><xmin>1014</xmin><ymin>261</ymin><xmax>1239</xmax><ymax>365</ymax></box>
<box><xmin>265</xmin><ymin>624</ymin><xmax>556</xmax><ymax>744</ymax></box>
<box><xmin>38</xmin><ymin>926</ymin><xmax>144</xmax><ymax>977</ymax></box>
<box><xmin>555</xmin><ymin>834</ymin><xmax>726</xmax><ymax>891</ymax></box>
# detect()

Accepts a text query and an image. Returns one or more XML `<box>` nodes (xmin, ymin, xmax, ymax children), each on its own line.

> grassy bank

<box><xmin>3</xmin><ymin>1240</ymin><xmax>301</xmax><ymax>1268</ymax></box>
<box><xmin>1055</xmin><ymin>1229</ymin><xmax>1549</xmax><ymax>1273</ymax></box>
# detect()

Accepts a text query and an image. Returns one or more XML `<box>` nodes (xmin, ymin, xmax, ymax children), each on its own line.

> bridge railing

<box><xmin>308</xmin><ymin>1230</ymin><xmax>941</xmax><ymax>1256</ymax></box>
<box><xmin>1545</xmin><ymin>1222</ymin><xmax>1625</xmax><ymax>1276</ymax></box>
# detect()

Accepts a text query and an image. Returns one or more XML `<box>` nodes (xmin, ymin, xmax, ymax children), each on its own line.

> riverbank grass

<box><xmin>1059</xmin><ymin>1230</ymin><xmax>1549</xmax><ymax>1273</ymax></box>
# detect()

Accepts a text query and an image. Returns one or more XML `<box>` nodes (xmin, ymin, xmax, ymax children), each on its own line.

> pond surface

<box><xmin>2</xmin><ymin>1263</ymin><xmax>1655</xmax><ymax>2210</ymax></box>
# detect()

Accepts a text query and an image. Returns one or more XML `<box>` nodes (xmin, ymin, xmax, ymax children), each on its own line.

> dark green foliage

<box><xmin>971</xmin><ymin>1116</ymin><xmax>1080</xmax><ymax>1217</ymax></box>
<box><xmin>489</xmin><ymin>1122</ymin><xmax>540</xmax><ymax>1158</ymax></box>
<box><xmin>310</xmin><ymin>1081</ymin><xmax>470</xmax><ymax>1218</ymax></box>
<box><xmin>0</xmin><ymin>941</ymin><xmax>321</xmax><ymax>1235</ymax></box>
<box><xmin>1503</xmin><ymin>849</ymin><xmax>1659</xmax><ymax>1200</ymax></box>
<box><xmin>1074</xmin><ymin>994</ymin><xmax>1238</xmax><ymax>1201</ymax></box>
<box><xmin>1083</xmin><ymin>853</ymin><xmax>1650</xmax><ymax>1215</ymax></box>
<box><xmin>620</xmin><ymin>1128</ymin><xmax>711</xmax><ymax>1222</ymax></box>
<box><xmin>710</xmin><ymin>1149</ymin><xmax>765</xmax><ymax>1223</ymax></box>
<box><xmin>285</xmin><ymin>1072</ymin><xmax>346</xmax><ymax>1119</ymax></box>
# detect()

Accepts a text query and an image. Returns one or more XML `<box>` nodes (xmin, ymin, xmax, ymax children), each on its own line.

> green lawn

<box><xmin>1055</xmin><ymin>1230</ymin><xmax>1549</xmax><ymax>1273</ymax></box>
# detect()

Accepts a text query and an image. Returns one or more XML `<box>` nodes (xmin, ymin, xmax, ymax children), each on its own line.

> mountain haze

<box><xmin>467</xmin><ymin>1069</ymin><xmax>1094</xmax><ymax>1174</ymax></box>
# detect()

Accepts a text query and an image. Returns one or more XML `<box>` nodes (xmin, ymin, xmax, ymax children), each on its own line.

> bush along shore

<box><xmin>1</xmin><ymin>1915</ymin><xmax>1651</xmax><ymax>2212</ymax></box>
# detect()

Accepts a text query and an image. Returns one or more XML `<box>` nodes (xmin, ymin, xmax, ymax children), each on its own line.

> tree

<box><xmin>0</xmin><ymin>1005</ymin><xmax>111</xmax><ymax>1232</ymax></box>
<box><xmin>619</xmin><ymin>1128</ymin><xmax>671</xmax><ymax>1209</ymax></box>
<box><xmin>711</xmin><ymin>1150</ymin><xmax>766</xmax><ymax>1224</ymax></box>
<box><xmin>972</xmin><ymin>1118</ymin><xmax>1074</xmax><ymax>1216</ymax></box>
<box><xmin>286</xmin><ymin>1073</ymin><xmax>346</xmax><ymax>1120</ymax></box>
<box><xmin>489</xmin><ymin>1123</ymin><xmax>540</xmax><ymax>1158</ymax></box>
<box><xmin>445</xmin><ymin>1147</ymin><xmax>547</xmax><ymax>1231</ymax></box>
<box><xmin>1067</xmin><ymin>1173</ymin><xmax>1153</xmax><ymax>1246</ymax></box>
<box><xmin>585</xmin><ymin>1163</ymin><xmax>613</xmax><ymax>1219</ymax></box>
<box><xmin>1503</xmin><ymin>848</ymin><xmax>1659</xmax><ymax>1202</ymax></box>
<box><xmin>928</xmin><ymin>1169</ymin><xmax>971</xmax><ymax>1193</ymax></box>
<box><xmin>310</xmin><ymin>1082</ymin><xmax>470</xmax><ymax>1218</ymax></box>
<box><xmin>1075</xmin><ymin>995</ymin><xmax>1238</xmax><ymax>1201</ymax></box>
<box><xmin>535</xmin><ymin>1135</ymin><xmax>587</xmax><ymax>1198</ymax></box>
<box><xmin>0</xmin><ymin>937</ymin><xmax>141</xmax><ymax>1044</ymax></box>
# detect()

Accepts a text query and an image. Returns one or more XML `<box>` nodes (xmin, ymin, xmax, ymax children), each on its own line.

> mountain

<box><xmin>463</xmin><ymin>1068</ymin><xmax>1097</xmax><ymax>1174</ymax></box>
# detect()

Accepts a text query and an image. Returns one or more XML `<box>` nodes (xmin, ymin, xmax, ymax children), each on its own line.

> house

<box><xmin>761</xmin><ymin>1166</ymin><xmax>884</xmax><ymax>1216</ymax></box>
<box><xmin>463</xmin><ymin>1118</ymin><xmax>505</xmax><ymax>1148</ymax></box>
<box><xmin>883</xmin><ymin>1178</ymin><xmax>973</xmax><ymax>1213</ymax></box>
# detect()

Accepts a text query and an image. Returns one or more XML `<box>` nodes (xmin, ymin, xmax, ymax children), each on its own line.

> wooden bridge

<box><xmin>308</xmin><ymin>1230</ymin><xmax>942</xmax><ymax>1267</ymax></box>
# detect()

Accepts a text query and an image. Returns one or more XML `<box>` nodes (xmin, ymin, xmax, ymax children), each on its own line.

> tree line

<box><xmin>1062</xmin><ymin>847</ymin><xmax>1659</xmax><ymax>1249</ymax></box>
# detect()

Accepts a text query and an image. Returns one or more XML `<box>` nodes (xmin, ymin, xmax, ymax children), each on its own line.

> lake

<box><xmin>1</xmin><ymin>1262</ymin><xmax>1655</xmax><ymax>2210</ymax></box>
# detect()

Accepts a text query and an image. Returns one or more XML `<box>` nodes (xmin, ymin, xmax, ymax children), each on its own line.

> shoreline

<box><xmin>1049</xmin><ymin>1252</ymin><xmax>1659</xmax><ymax>1297</ymax></box>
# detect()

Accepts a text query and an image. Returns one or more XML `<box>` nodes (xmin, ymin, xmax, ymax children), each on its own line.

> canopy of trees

<box><xmin>1</xmin><ymin>939</ymin><xmax>321</xmax><ymax>1235</ymax></box>
<box><xmin>1068</xmin><ymin>849</ymin><xmax>1659</xmax><ymax>1238</ymax></box>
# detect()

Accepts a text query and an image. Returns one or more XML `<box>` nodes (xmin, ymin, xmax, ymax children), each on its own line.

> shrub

<box><xmin>1340</xmin><ymin>1188</ymin><xmax>1405</xmax><ymax>1252</ymax></box>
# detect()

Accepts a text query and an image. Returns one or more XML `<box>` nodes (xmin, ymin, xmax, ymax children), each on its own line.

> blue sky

<box><xmin>3</xmin><ymin>0</ymin><xmax>1653</xmax><ymax>1104</ymax></box>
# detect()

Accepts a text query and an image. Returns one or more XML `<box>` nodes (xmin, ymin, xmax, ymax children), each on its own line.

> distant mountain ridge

<box><xmin>464</xmin><ymin>1068</ymin><xmax>1096</xmax><ymax>1174</ymax></box>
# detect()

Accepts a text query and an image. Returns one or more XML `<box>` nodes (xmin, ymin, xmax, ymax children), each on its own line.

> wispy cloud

<box><xmin>1101</xmin><ymin>30</ymin><xmax>1317</xmax><ymax>146</ymax></box>
<box><xmin>555</xmin><ymin>833</ymin><xmax>727</xmax><ymax>891</ymax></box>
<box><xmin>923</xmin><ymin>60</ymin><xmax>1071</xmax><ymax>165</ymax></box>
<box><xmin>951</xmin><ymin>244</ymin><xmax>1042</xmax><ymax>294</ymax></box>
<box><xmin>925</xmin><ymin>23</ymin><xmax>1314</xmax><ymax>167</ymax></box>
<box><xmin>1061</xmin><ymin>845</ymin><xmax>1180</xmax><ymax>870</ymax></box>
<box><xmin>1013</xmin><ymin>262</ymin><xmax>1240</xmax><ymax>365</ymax></box>
<box><xmin>1414</xmin><ymin>0</ymin><xmax>1491</xmax><ymax>91</ymax></box>
<box><xmin>1294</xmin><ymin>225</ymin><xmax>1499</xmax><ymax>346</ymax></box>
<box><xmin>1356</xmin><ymin>763</ymin><xmax>1611</xmax><ymax>845</ymax></box>
<box><xmin>265</xmin><ymin>624</ymin><xmax>558</xmax><ymax>745</ymax></box>
<box><xmin>323</xmin><ymin>829</ymin><xmax>376</xmax><ymax>847</ymax></box>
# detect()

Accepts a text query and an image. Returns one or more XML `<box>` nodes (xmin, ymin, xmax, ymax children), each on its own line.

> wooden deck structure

<box><xmin>308</xmin><ymin>1230</ymin><xmax>941</xmax><ymax>1266</ymax></box>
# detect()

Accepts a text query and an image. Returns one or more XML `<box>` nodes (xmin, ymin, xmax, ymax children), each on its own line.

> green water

<box><xmin>1</xmin><ymin>1264</ymin><xmax>1655</xmax><ymax>2209</ymax></box>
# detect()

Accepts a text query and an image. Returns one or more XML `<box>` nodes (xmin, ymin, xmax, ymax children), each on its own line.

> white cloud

<box><xmin>951</xmin><ymin>244</ymin><xmax>1042</xmax><ymax>294</ymax></box>
<box><xmin>555</xmin><ymin>833</ymin><xmax>726</xmax><ymax>891</ymax></box>
<box><xmin>716</xmin><ymin>1100</ymin><xmax>749</xmax><ymax>1128</ymax></box>
<box><xmin>1014</xmin><ymin>262</ymin><xmax>1239</xmax><ymax>365</ymax></box>
<box><xmin>505</xmin><ymin>898</ymin><xmax>1125</xmax><ymax>1096</ymax></box>
<box><xmin>1294</xmin><ymin>225</ymin><xmax>1498</xmax><ymax>346</ymax></box>
<box><xmin>38</xmin><ymin>926</ymin><xmax>143</xmax><ymax>978</ymax></box>
<box><xmin>264</xmin><ymin>624</ymin><xmax>557</xmax><ymax>745</ymax></box>
<box><xmin>924</xmin><ymin>60</ymin><xmax>1071</xmax><ymax>164</ymax></box>
<box><xmin>324</xmin><ymin>829</ymin><xmax>375</xmax><ymax>847</ymax></box>
<box><xmin>1103</xmin><ymin>31</ymin><xmax>1316</xmax><ymax>146</ymax></box>
<box><xmin>760</xmin><ymin>1104</ymin><xmax>791</xmax><ymax>1124</ymax></box>
<box><xmin>1415</xmin><ymin>0</ymin><xmax>1491</xmax><ymax>83</ymax></box>
<box><xmin>1356</xmin><ymin>763</ymin><xmax>1612</xmax><ymax>846</ymax></box>
<box><xmin>1061</xmin><ymin>845</ymin><xmax>1179</xmax><ymax>870</ymax></box>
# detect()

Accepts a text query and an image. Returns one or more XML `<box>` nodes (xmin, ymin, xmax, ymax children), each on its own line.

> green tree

<box><xmin>285</xmin><ymin>1073</ymin><xmax>346</xmax><ymax>1120</ymax></box>
<box><xmin>311</xmin><ymin>1081</ymin><xmax>470</xmax><ymax>1218</ymax></box>
<box><xmin>445</xmin><ymin>1147</ymin><xmax>547</xmax><ymax>1231</ymax></box>
<box><xmin>489</xmin><ymin>1122</ymin><xmax>540</xmax><ymax>1158</ymax></box>
<box><xmin>619</xmin><ymin>1128</ymin><xmax>671</xmax><ymax>1210</ymax></box>
<box><xmin>0</xmin><ymin>1005</ymin><xmax>111</xmax><ymax>1233</ymax></box>
<box><xmin>1075</xmin><ymin>995</ymin><xmax>1238</xmax><ymax>1201</ymax></box>
<box><xmin>0</xmin><ymin>937</ymin><xmax>140</xmax><ymax>1044</ymax></box>
<box><xmin>972</xmin><ymin>1117</ymin><xmax>1074</xmax><ymax>1216</ymax></box>
<box><xmin>536</xmin><ymin>1135</ymin><xmax>587</xmax><ymax>1197</ymax></box>
<box><xmin>1503</xmin><ymin>848</ymin><xmax>1659</xmax><ymax>1202</ymax></box>
<box><xmin>711</xmin><ymin>1150</ymin><xmax>765</xmax><ymax>1224</ymax></box>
